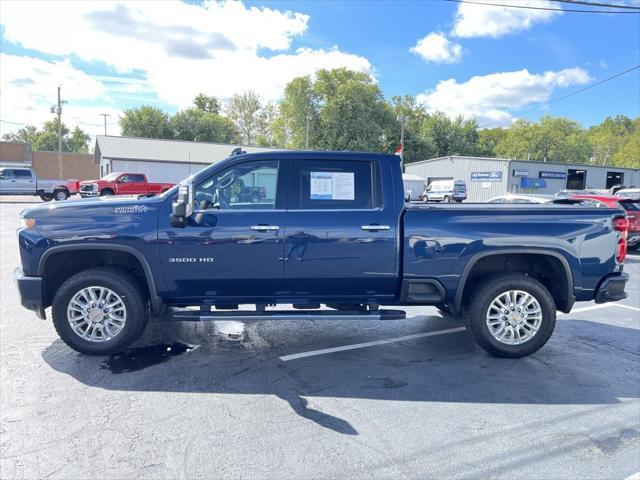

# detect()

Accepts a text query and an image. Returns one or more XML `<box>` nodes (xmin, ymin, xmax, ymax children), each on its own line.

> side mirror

<box><xmin>170</xmin><ymin>183</ymin><xmax>193</xmax><ymax>228</ymax></box>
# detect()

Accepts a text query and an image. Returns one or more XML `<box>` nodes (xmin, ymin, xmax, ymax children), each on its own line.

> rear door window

<box><xmin>297</xmin><ymin>159</ymin><xmax>379</xmax><ymax>210</ymax></box>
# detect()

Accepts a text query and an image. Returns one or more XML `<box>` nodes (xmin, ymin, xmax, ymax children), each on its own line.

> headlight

<box><xmin>19</xmin><ymin>217</ymin><xmax>36</xmax><ymax>229</ymax></box>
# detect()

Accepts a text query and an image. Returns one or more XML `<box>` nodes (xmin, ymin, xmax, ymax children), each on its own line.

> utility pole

<box><xmin>397</xmin><ymin>113</ymin><xmax>407</xmax><ymax>172</ymax></box>
<box><xmin>305</xmin><ymin>112</ymin><xmax>310</xmax><ymax>150</ymax></box>
<box><xmin>50</xmin><ymin>86</ymin><xmax>66</xmax><ymax>180</ymax></box>
<box><xmin>100</xmin><ymin>113</ymin><xmax>110</xmax><ymax>135</ymax></box>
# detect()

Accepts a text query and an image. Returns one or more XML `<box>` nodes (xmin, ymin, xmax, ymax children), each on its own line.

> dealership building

<box><xmin>405</xmin><ymin>156</ymin><xmax>640</xmax><ymax>202</ymax></box>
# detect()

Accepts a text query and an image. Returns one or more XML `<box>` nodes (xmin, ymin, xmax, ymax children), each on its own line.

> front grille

<box><xmin>80</xmin><ymin>184</ymin><xmax>96</xmax><ymax>192</ymax></box>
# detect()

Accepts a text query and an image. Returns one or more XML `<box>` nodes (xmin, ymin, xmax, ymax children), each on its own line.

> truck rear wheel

<box><xmin>53</xmin><ymin>189</ymin><xmax>69</xmax><ymax>201</ymax></box>
<box><xmin>52</xmin><ymin>267</ymin><xmax>148</xmax><ymax>355</ymax></box>
<box><xmin>39</xmin><ymin>194</ymin><xmax>53</xmax><ymax>202</ymax></box>
<box><xmin>463</xmin><ymin>273</ymin><xmax>556</xmax><ymax>358</ymax></box>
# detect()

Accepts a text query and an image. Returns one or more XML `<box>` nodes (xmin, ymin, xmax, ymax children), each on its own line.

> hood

<box><xmin>21</xmin><ymin>194</ymin><xmax>163</xmax><ymax>222</ymax></box>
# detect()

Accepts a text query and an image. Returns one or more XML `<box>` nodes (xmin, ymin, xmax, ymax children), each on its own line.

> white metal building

<box><xmin>94</xmin><ymin>135</ymin><xmax>278</xmax><ymax>184</ymax></box>
<box><xmin>406</xmin><ymin>156</ymin><xmax>640</xmax><ymax>202</ymax></box>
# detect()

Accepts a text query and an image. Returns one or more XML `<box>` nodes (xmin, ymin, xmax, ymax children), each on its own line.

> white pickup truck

<box><xmin>0</xmin><ymin>167</ymin><xmax>78</xmax><ymax>201</ymax></box>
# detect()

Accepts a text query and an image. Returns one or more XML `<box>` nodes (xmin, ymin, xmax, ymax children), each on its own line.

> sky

<box><xmin>1</xmin><ymin>0</ymin><xmax>639</xmax><ymax>141</ymax></box>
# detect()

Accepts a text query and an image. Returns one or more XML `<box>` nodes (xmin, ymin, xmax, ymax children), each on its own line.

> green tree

<box><xmin>273</xmin><ymin>76</ymin><xmax>317</xmax><ymax>149</ymax></box>
<box><xmin>2</xmin><ymin>118</ymin><xmax>90</xmax><ymax>152</ymax></box>
<box><xmin>193</xmin><ymin>93</ymin><xmax>221</xmax><ymax>115</ymax></box>
<box><xmin>171</xmin><ymin>108</ymin><xmax>239</xmax><ymax>143</ymax></box>
<box><xmin>312</xmin><ymin>68</ymin><xmax>395</xmax><ymax>152</ymax></box>
<box><xmin>495</xmin><ymin>116</ymin><xmax>592</xmax><ymax>163</ymax></box>
<box><xmin>611</xmin><ymin>118</ymin><xmax>640</xmax><ymax>168</ymax></box>
<box><xmin>476</xmin><ymin>128</ymin><xmax>508</xmax><ymax>157</ymax></box>
<box><xmin>120</xmin><ymin>106</ymin><xmax>173</xmax><ymax>139</ymax></box>
<box><xmin>226</xmin><ymin>91</ymin><xmax>263</xmax><ymax>145</ymax></box>
<box><xmin>417</xmin><ymin>112</ymin><xmax>480</xmax><ymax>158</ymax></box>
<box><xmin>391</xmin><ymin>95</ymin><xmax>433</xmax><ymax>164</ymax></box>
<box><xmin>587</xmin><ymin>115</ymin><xmax>635</xmax><ymax>166</ymax></box>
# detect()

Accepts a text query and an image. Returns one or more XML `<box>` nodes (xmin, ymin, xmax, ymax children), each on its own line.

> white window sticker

<box><xmin>310</xmin><ymin>172</ymin><xmax>333</xmax><ymax>199</ymax></box>
<box><xmin>310</xmin><ymin>171</ymin><xmax>355</xmax><ymax>200</ymax></box>
<box><xmin>332</xmin><ymin>172</ymin><xmax>354</xmax><ymax>200</ymax></box>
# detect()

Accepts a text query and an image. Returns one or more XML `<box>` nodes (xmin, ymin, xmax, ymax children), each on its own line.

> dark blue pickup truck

<box><xmin>15</xmin><ymin>151</ymin><xmax>630</xmax><ymax>358</ymax></box>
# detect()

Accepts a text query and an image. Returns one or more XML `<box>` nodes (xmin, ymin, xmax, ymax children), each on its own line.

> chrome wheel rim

<box><xmin>67</xmin><ymin>286</ymin><xmax>127</xmax><ymax>342</ymax></box>
<box><xmin>486</xmin><ymin>290</ymin><xmax>542</xmax><ymax>345</ymax></box>
<box><xmin>55</xmin><ymin>191</ymin><xmax>66</xmax><ymax>200</ymax></box>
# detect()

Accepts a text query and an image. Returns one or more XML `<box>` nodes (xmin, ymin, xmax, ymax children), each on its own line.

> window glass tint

<box><xmin>131</xmin><ymin>174</ymin><xmax>145</xmax><ymax>182</ymax></box>
<box><xmin>299</xmin><ymin>160</ymin><xmax>375</xmax><ymax>210</ymax></box>
<box><xmin>14</xmin><ymin>170</ymin><xmax>32</xmax><ymax>178</ymax></box>
<box><xmin>621</xmin><ymin>201</ymin><xmax>640</xmax><ymax>212</ymax></box>
<box><xmin>0</xmin><ymin>169</ymin><xmax>14</xmax><ymax>178</ymax></box>
<box><xmin>195</xmin><ymin>160</ymin><xmax>278</xmax><ymax>210</ymax></box>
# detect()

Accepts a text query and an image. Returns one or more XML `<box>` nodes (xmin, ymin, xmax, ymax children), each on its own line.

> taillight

<box><xmin>613</xmin><ymin>216</ymin><xmax>629</xmax><ymax>263</ymax></box>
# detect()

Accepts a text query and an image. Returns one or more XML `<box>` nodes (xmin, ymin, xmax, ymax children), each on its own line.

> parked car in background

<box><xmin>420</xmin><ymin>179</ymin><xmax>466</xmax><ymax>203</ymax></box>
<box><xmin>0</xmin><ymin>167</ymin><xmax>78</xmax><ymax>201</ymax></box>
<box><xmin>570</xmin><ymin>194</ymin><xmax>640</xmax><ymax>250</ymax></box>
<box><xmin>79</xmin><ymin>172</ymin><xmax>174</xmax><ymax>197</ymax></box>
<box><xmin>487</xmin><ymin>194</ymin><xmax>590</xmax><ymax>205</ymax></box>
<box><xmin>616</xmin><ymin>187</ymin><xmax>640</xmax><ymax>199</ymax></box>
<box><xmin>555</xmin><ymin>189</ymin><xmax>607</xmax><ymax>197</ymax></box>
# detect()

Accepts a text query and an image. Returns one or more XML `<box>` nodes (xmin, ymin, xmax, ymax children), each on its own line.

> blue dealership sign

<box><xmin>539</xmin><ymin>171</ymin><xmax>566</xmax><ymax>179</ymax></box>
<box><xmin>470</xmin><ymin>171</ymin><xmax>502</xmax><ymax>182</ymax></box>
<box><xmin>521</xmin><ymin>178</ymin><xmax>547</xmax><ymax>189</ymax></box>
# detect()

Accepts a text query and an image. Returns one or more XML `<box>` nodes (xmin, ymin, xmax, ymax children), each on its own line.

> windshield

<box><xmin>101</xmin><ymin>172</ymin><xmax>121</xmax><ymax>181</ymax></box>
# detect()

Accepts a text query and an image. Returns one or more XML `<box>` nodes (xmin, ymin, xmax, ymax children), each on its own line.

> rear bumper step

<box><xmin>171</xmin><ymin>308</ymin><xmax>406</xmax><ymax>322</ymax></box>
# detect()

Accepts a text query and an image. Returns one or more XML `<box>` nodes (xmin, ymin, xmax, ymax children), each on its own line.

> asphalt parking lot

<box><xmin>1</xmin><ymin>196</ymin><xmax>639</xmax><ymax>479</ymax></box>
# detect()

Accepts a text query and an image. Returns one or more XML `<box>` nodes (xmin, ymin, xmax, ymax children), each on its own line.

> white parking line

<box><xmin>559</xmin><ymin>304</ymin><xmax>614</xmax><ymax>315</ymax></box>
<box><xmin>279</xmin><ymin>327</ymin><xmax>467</xmax><ymax>362</ymax></box>
<box><xmin>615</xmin><ymin>304</ymin><xmax>640</xmax><ymax>312</ymax></box>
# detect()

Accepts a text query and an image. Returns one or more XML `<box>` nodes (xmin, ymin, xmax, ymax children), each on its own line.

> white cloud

<box><xmin>417</xmin><ymin>67</ymin><xmax>591</xmax><ymax>126</ymax></box>
<box><xmin>452</xmin><ymin>0</ymin><xmax>561</xmax><ymax>38</ymax></box>
<box><xmin>410</xmin><ymin>33</ymin><xmax>463</xmax><ymax>64</ymax></box>
<box><xmin>0</xmin><ymin>1</ymin><xmax>373</xmax><ymax>110</ymax></box>
<box><xmin>0</xmin><ymin>54</ymin><xmax>122</xmax><ymax>140</ymax></box>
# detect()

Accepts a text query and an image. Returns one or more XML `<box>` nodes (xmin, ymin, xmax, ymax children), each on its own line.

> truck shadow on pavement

<box><xmin>41</xmin><ymin>315</ymin><xmax>639</xmax><ymax>436</ymax></box>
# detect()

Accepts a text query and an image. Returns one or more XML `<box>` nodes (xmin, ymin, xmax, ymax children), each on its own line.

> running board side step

<box><xmin>171</xmin><ymin>309</ymin><xmax>406</xmax><ymax>322</ymax></box>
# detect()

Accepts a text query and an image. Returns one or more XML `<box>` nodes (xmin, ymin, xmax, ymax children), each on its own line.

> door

<box><xmin>13</xmin><ymin>169</ymin><xmax>36</xmax><ymax>193</ymax></box>
<box><xmin>283</xmin><ymin>157</ymin><xmax>398</xmax><ymax>300</ymax></box>
<box><xmin>116</xmin><ymin>174</ymin><xmax>146</xmax><ymax>195</ymax></box>
<box><xmin>0</xmin><ymin>169</ymin><xmax>15</xmax><ymax>193</ymax></box>
<box><xmin>158</xmin><ymin>158</ymin><xmax>288</xmax><ymax>302</ymax></box>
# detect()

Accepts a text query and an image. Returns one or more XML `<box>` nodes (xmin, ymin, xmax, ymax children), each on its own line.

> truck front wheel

<box><xmin>100</xmin><ymin>188</ymin><xmax>114</xmax><ymax>196</ymax></box>
<box><xmin>463</xmin><ymin>273</ymin><xmax>556</xmax><ymax>358</ymax></box>
<box><xmin>52</xmin><ymin>267</ymin><xmax>149</xmax><ymax>355</ymax></box>
<box><xmin>53</xmin><ymin>189</ymin><xmax>69</xmax><ymax>201</ymax></box>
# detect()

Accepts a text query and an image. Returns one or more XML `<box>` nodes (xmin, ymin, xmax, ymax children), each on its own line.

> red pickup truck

<box><xmin>79</xmin><ymin>173</ymin><xmax>174</xmax><ymax>198</ymax></box>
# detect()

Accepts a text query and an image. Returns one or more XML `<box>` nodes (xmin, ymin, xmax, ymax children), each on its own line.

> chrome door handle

<box><xmin>251</xmin><ymin>225</ymin><xmax>280</xmax><ymax>232</ymax></box>
<box><xmin>362</xmin><ymin>224</ymin><xmax>390</xmax><ymax>231</ymax></box>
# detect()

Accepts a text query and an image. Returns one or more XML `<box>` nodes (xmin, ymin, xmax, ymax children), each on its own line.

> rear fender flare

<box><xmin>453</xmin><ymin>248</ymin><xmax>575</xmax><ymax>314</ymax></box>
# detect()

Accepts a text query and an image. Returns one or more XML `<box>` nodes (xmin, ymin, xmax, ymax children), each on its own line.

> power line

<box><xmin>550</xmin><ymin>0</ymin><xmax>640</xmax><ymax>10</ymax></box>
<box><xmin>480</xmin><ymin>64</ymin><xmax>640</xmax><ymax>129</ymax></box>
<box><xmin>445</xmin><ymin>0</ymin><xmax>640</xmax><ymax>13</ymax></box>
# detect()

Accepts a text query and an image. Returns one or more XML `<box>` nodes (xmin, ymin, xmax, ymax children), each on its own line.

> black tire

<box><xmin>100</xmin><ymin>188</ymin><xmax>114</xmax><ymax>196</ymax></box>
<box><xmin>52</xmin><ymin>267</ymin><xmax>149</xmax><ymax>355</ymax></box>
<box><xmin>53</xmin><ymin>189</ymin><xmax>69</xmax><ymax>201</ymax></box>
<box><xmin>463</xmin><ymin>273</ymin><xmax>556</xmax><ymax>358</ymax></box>
<box><xmin>443</xmin><ymin>196</ymin><xmax>451</xmax><ymax>203</ymax></box>
<box><xmin>39</xmin><ymin>194</ymin><xmax>53</xmax><ymax>202</ymax></box>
